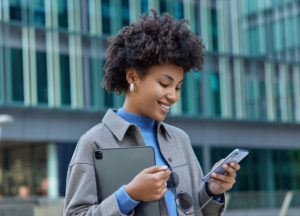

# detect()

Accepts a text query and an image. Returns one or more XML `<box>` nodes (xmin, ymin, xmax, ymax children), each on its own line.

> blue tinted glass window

<box><xmin>174</xmin><ymin>1</ymin><xmax>183</xmax><ymax>19</ymax></box>
<box><xmin>58</xmin><ymin>0</ymin><xmax>68</xmax><ymax>28</ymax></box>
<box><xmin>103</xmin><ymin>60</ymin><xmax>113</xmax><ymax>107</ymax></box>
<box><xmin>249</xmin><ymin>27</ymin><xmax>258</xmax><ymax>56</ymax></box>
<box><xmin>272</xmin><ymin>20</ymin><xmax>283</xmax><ymax>52</ymax></box>
<box><xmin>36</xmin><ymin>51</ymin><xmax>48</xmax><ymax>103</ymax></box>
<box><xmin>286</xmin><ymin>17</ymin><xmax>294</xmax><ymax>48</ymax></box>
<box><xmin>102</xmin><ymin>0</ymin><xmax>110</xmax><ymax>34</ymax></box>
<box><xmin>195</xmin><ymin>72</ymin><xmax>201</xmax><ymax>114</ymax></box>
<box><xmin>181</xmin><ymin>77</ymin><xmax>188</xmax><ymax>114</ymax></box>
<box><xmin>9</xmin><ymin>0</ymin><xmax>22</xmax><ymax>21</ymax></box>
<box><xmin>10</xmin><ymin>48</ymin><xmax>24</xmax><ymax>102</ymax></box>
<box><xmin>122</xmin><ymin>0</ymin><xmax>130</xmax><ymax>27</ymax></box>
<box><xmin>211</xmin><ymin>148</ymin><xmax>300</xmax><ymax>191</ymax></box>
<box><xmin>210</xmin><ymin>72</ymin><xmax>221</xmax><ymax>116</ymax></box>
<box><xmin>159</xmin><ymin>0</ymin><xmax>167</xmax><ymax>14</ymax></box>
<box><xmin>141</xmin><ymin>0</ymin><xmax>148</xmax><ymax>14</ymax></box>
<box><xmin>192</xmin><ymin>146</ymin><xmax>203</xmax><ymax>167</ymax></box>
<box><xmin>211</xmin><ymin>9</ymin><xmax>218</xmax><ymax>52</ymax></box>
<box><xmin>33</xmin><ymin>0</ymin><xmax>45</xmax><ymax>25</ymax></box>
<box><xmin>60</xmin><ymin>54</ymin><xmax>71</xmax><ymax>105</ymax></box>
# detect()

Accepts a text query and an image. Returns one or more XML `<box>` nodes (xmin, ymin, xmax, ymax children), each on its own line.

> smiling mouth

<box><xmin>158</xmin><ymin>102</ymin><xmax>171</xmax><ymax>110</ymax></box>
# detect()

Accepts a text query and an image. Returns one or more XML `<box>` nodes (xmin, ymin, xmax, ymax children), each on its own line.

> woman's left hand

<box><xmin>208</xmin><ymin>159</ymin><xmax>240</xmax><ymax>195</ymax></box>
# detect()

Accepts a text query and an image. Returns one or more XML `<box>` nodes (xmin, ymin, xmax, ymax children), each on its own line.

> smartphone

<box><xmin>202</xmin><ymin>149</ymin><xmax>249</xmax><ymax>182</ymax></box>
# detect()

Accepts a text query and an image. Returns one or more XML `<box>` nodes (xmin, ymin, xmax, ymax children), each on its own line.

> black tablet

<box><xmin>94</xmin><ymin>146</ymin><xmax>160</xmax><ymax>216</ymax></box>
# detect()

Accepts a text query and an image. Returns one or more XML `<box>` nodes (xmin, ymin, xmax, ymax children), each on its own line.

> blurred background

<box><xmin>0</xmin><ymin>0</ymin><xmax>300</xmax><ymax>215</ymax></box>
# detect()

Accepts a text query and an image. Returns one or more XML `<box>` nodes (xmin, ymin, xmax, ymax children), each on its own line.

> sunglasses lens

<box><xmin>166</xmin><ymin>172</ymin><xmax>179</xmax><ymax>190</ymax></box>
<box><xmin>175</xmin><ymin>192</ymin><xmax>193</xmax><ymax>211</ymax></box>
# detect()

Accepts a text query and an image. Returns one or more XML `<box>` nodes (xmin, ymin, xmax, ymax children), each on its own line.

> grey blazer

<box><xmin>63</xmin><ymin>109</ymin><xmax>225</xmax><ymax>216</ymax></box>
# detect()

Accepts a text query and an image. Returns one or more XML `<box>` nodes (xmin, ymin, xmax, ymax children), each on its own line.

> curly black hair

<box><xmin>102</xmin><ymin>8</ymin><xmax>205</xmax><ymax>95</ymax></box>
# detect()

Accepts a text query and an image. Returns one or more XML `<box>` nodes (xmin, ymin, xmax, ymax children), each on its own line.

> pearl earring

<box><xmin>130</xmin><ymin>83</ymin><xmax>134</xmax><ymax>91</ymax></box>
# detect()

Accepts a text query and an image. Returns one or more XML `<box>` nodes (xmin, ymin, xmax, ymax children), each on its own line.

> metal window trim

<box><xmin>234</xmin><ymin>58</ymin><xmax>246</xmax><ymax>119</ymax></box>
<box><xmin>279</xmin><ymin>64</ymin><xmax>291</xmax><ymax>122</ymax></box>
<box><xmin>29</xmin><ymin>27</ymin><xmax>37</xmax><ymax>106</ymax></box>
<box><xmin>293</xmin><ymin>66</ymin><xmax>300</xmax><ymax>123</ymax></box>
<box><xmin>22</xmin><ymin>27</ymin><xmax>31</xmax><ymax>106</ymax></box>
<box><xmin>148</xmin><ymin>0</ymin><xmax>160</xmax><ymax>15</ymax></box>
<box><xmin>200</xmin><ymin>0</ymin><xmax>212</xmax><ymax>51</ymax></box>
<box><xmin>265</xmin><ymin>62</ymin><xmax>276</xmax><ymax>122</ymax></box>
<box><xmin>0</xmin><ymin>24</ymin><xmax>4</xmax><ymax>104</ymax></box>
<box><xmin>230</xmin><ymin>0</ymin><xmax>241</xmax><ymax>55</ymax></box>
<box><xmin>129</xmin><ymin>0</ymin><xmax>141</xmax><ymax>23</ymax></box>
<box><xmin>219</xmin><ymin>56</ymin><xmax>232</xmax><ymax>118</ymax></box>
<box><xmin>183</xmin><ymin>0</ymin><xmax>196</xmax><ymax>33</ymax></box>
<box><xmin>203</xmin><ymin>70</ymin><xmax>212</xmax><ymax>117</ymax></box>
<box><xmin>2</xmin><ymin>0</ymin><xmax>9</xmax><ymax>22</ymax></box>
<box><xmin>0</xmin><ymin>0</ymin><xmax>2</xmax><ymax>21</ymax></box>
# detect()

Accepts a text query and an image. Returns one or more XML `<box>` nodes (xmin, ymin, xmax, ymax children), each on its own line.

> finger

<box><xmin>153</xmin><ymin>169</ymin><xmax>171</xmax><ymax>180</ymax></box>
<box><xmin>211</xmin><ymin>172</ymin><xmax>236</xmax><ymax>184</ymax></box>
<box><xmin>221</xmin><ymin>164</ymin><xmax>237</xmax><ymax>177</ymax></box>
<box><xmin>210</xmin><ymin>178</ymin><xmax>233</xmax><ymax>191</ymax></box>
<box><xmin>229</xmin><ymin>162</ymin><xmax>241</xmax><ymax>171</ymax></box>
<box><xmin>144</xmin><ymin>165</ymin><xmax>168</xmax><ymax>174</ymax></box>
<box><xmin>212</xmin><ymin>159</ymin><xmax>224</xmax><ymax>169</ymax></box>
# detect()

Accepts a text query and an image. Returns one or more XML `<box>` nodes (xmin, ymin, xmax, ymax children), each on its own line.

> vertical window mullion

<box><xmin>29</xmin><ymin>27</ymin><xmax>37</xmax><ymax>106</ymax></box>
<box><xmin>234</xmin><ymin>58</ymin><xmax>246</xmax><ymax>119</ymax></box>
<box><xmin>265</xmin><ymin>62</ymin><xmax>276</xmax><ymax>121</ymax></box>
<box><xmin>200</xmin><ymin>0</ymin><xmax>212</xmax><ymax>51</ymax></box>
<box><xmin>4</xmin><ymin>25</ymin><xmax>12</xmax><ymax>103</ymax></box>
<box><xmin>22</xmin><ymin>27</ymin><xmax>31</xmax><ymax>106</ymax></box>
<box><xmin>293</xmin><ymin>66</ymin><xmax>300</xmax><ymax>123</ymax></box>
<box><xmin>0</xmin><ymin>24</ymin><xmax>4</xmax><ymax>104</ymax></box>
<box><xmin>279</xmin><ymin>64</ymin><xmax>291</xmax><ymax>122</ymax></box>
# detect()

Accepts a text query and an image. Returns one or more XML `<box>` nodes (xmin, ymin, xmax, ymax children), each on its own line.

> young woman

<box><xmin>63</xmin><ymin>9</ymin><xmax>240</xmax><ymax>216</ymax></box>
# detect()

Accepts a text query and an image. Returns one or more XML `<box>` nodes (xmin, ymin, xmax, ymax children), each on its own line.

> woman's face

<box><xmin>124</xmin><ymin>63</ymin><xmax>184</xmax><ymax>121</ymax></box>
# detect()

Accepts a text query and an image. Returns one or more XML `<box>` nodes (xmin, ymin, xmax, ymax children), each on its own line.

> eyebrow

<box><xmin>161</xmin><ymin>74</ymin><xmax>184</xmax><ymax>84</ymax></box>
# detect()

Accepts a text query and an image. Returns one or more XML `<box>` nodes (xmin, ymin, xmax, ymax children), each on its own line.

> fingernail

<box><xmin>223</xmin><ymin>164</ymin><xmax>227</xmax><ymax>168</ymax></box>
<box><xmin>212</xmin><ymin>173</ymin><xmax>216</xmax><ymax>177</ymax></box>
<box><xmin>161</xmin><ymin>166</ymin><xmax>168</xmax><ymax>169</ymax></box>
<box><xmin>231</xmin><ymin>163</ymin><xmax>234</xmax><ymax>166</ymax></box>
<box><xmin>210</xmin><ymin>178</ymin><xmax>214</xmax><ymax>181</ymax></box>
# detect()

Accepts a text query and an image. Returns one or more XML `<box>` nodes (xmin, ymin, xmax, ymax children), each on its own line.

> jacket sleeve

<box><xmin>63</xmin><ymin>162</ymin><xmax>134</xmax><ymax>216</ymax></box>
<box><xmin>199</xmin><ymin>185</ymin><xmax>225</xmax><ymax>216</ymax></box>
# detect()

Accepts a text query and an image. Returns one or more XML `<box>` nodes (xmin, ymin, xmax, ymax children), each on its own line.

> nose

<box><xmin>166</xmin><ymin>88</ymin><xmax>179</xmax><ymax>103</ymax></box>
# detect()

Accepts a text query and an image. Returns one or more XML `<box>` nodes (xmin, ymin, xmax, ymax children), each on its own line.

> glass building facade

<box><xmin>0</xmin><ymin>0</ymin><xmax>300</xmax><ymax>198</ymax></box>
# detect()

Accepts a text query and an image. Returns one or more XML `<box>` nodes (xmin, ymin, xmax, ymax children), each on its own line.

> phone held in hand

<box><xmin>202</xmin><ymin>149</ymin><xmax>249</xmax><ymax>183</ymax></box>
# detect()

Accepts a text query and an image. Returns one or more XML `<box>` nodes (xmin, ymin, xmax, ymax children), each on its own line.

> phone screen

<box><xmin>202</xmin><ymin>149</ymin><xmax>249</xmax><ymax>182</ymax></box>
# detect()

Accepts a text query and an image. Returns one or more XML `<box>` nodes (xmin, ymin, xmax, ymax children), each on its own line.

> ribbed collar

<box><xmin>102</xmin><ymin>109</ymin><xmax>171</xmax><ymax>141</ymax></box>
<box><xmin>116</xmin><ymin>108</ymin><xmax>155</xmax><ymax>131</ymax></box>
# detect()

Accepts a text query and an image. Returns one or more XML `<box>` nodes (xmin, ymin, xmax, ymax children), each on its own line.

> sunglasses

<box><xmin>164</xmin><ymin>163</ymin><xmax>213</xmax><ymax>215</ymax></box>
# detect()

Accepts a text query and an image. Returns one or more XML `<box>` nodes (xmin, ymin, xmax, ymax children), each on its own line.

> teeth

<box><xmin>160</xmin><ymin>103</ymin><xmax>170</xmax><ymax>110</ymax></box>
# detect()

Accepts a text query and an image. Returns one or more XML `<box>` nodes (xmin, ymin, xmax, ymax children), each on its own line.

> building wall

<box><xmin>0</xmin><ymin>0</ymin><xmax>300</xmax><ymax>199</ymax></box>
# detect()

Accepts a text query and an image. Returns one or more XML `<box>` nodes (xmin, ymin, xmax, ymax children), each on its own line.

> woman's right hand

<box><xmin>124</xmin><ymin>166</ymin><xmax>171</xmax><ymax>202</ymax></box>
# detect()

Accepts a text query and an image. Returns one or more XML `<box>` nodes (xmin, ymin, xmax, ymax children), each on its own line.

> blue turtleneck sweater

<box><xmin>115</xmin><ymin>108</ymin><xmax>178</xmax><ymax>216</ymax></box>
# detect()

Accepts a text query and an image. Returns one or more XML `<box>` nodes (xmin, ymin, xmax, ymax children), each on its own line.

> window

<box><xmin>102</xmin><ymin>0</ymin><xmax>110</xmax><ymax>34</ymax></box>
<box><xmin>122</xmin><ymin>0</ymin><xmax>130</xmax><ymax>27</ymax></box>
<box><xmin>103</xmin><ymin>60</ymin><xmax>113</xmax><ymax>108</ymax></box>
<box><xmin>58</xmin><ymin>0</ymin><xmax>68</xmax><ymax>28</ymax></box>
<box><xmin>9</xmin><ymin>0</ymin><xmax>22</xmax><ymax>21</ymax></box>
<box><xmin>141</xmin><ymin>0</ymin><xmax>148</xmax><ymax>14</ymax></box>
<box><xmin>11</xmin><ymin>48</ymin><xmax>24</xmax><ymax>102</ymax></box>
<box><xmin>32</xmin><ymin>0</ymin><xmax>45</xmax><ymax>25</ymax></box>
<box><xmin>36</xmin><ymin>51</ymin><xmax>48</xmax><ymax>104</ymax></box>
<box><xmin>211</xmin><ymin>147</ymin><xmax>300</xmax><ymax>191</ymax></box>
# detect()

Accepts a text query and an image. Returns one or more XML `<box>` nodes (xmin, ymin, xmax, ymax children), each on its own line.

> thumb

<box><xmin>144</xmin><ymin>165</ymin><xmax>168</xmax><ymax>174</ymax></box>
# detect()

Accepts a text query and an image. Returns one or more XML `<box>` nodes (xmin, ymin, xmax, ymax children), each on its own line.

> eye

<box><xmin>160</xmin><ymin>83</ymin><xmax>168</xmax><ymax>88</ymax></box>
<box><xmin>176</xmin><ymin>87</ymin><xmax>181</xmax><ymax>91</ymax></box>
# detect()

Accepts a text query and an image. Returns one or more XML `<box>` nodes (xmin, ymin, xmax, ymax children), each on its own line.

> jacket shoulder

<box><xmin>162</xmin><ymin>122</ymin><xmax>190</xmax><ymax>141</ymax></box>
<box><xmin>69</xmin><ymin>122</ymin><xmax>113</xmax><ymax>166</ymax></box>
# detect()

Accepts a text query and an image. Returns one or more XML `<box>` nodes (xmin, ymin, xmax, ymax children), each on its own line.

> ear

<box><xmin>125</xmin><ymin>68</ymin><xmax>139</xmax><ymax>85</ymax></box>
